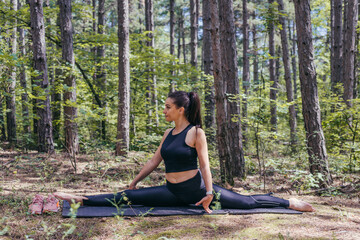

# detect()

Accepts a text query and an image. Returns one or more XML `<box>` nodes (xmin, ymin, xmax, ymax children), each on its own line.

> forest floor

<box><xmin>1</xmin><ymin>150</ymin><xmax>360</xmax><ymax>240</ymax></box>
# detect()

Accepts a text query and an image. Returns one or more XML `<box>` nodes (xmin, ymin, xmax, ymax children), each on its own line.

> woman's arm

<box><xmin>129</xmin><ymin>129</ymin><xmax>172</xmax><ymax>189</ymax></box>
<box><xmin>194</xmin><ymin>128</ymin><xmax>214</xmax><ymax>213</ymax></box>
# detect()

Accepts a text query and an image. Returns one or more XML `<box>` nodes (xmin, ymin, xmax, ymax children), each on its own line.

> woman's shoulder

<box><xmin>188</xmin><ymin>126</ymin><xmax>206</xmax><ymax>139</ymax></box>
<box><xmin>163</xmin><ymin>128</ymin><xmax>173</xmax><ymax>137</ymax></box>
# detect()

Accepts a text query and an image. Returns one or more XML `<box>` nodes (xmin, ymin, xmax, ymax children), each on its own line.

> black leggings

<box><xmin>83</xmin><ymin>171</ymin><xmax>289</xmax><ymax>209</ymax></box>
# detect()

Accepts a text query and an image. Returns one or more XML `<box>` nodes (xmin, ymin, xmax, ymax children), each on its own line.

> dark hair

<box><xmin>168</xmin><ymin>91</ymin><xmax>202</xmax><ymax>128</ymax></box>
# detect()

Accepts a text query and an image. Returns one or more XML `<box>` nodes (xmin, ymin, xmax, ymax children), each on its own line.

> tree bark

<box><xmin>177</xmin><ymin>8</ymin><xmax>182</xmax><ymax>61</ymax></box>
<box><xmin>210</xmin><ymin>0</ymin><xmax>231</xmax><ymax>184</ymax></box>
<box><xmin>18</xmin><ymin>0</ymin><xmax>30</xmax><ymax>136</ymax></box>
<box><xmin>290</xmin><ymin>20</ymin><xmax>298</xmax><ymax>104</ymax></box>
<box><xmin>294</xmin><ymin>0</ymin><xmax>332</xmax><ymax>187</ymax></box>
<box><xmin>181</xmin><ymin>8</ymin><xmax>186</xmax><ymax>64</ymax></box>
<box><xmin>52</xmin><ymin>8</ymin><xmax>62</xmax><ymax>142</ymax></box>
<box><xmin>277</xmin><ymin>0</ymin><xmax>297</xmax><ymax>147</ymax></box>
<box><xmin>203</xmin><ymin>0</ymin><xmax>215</xmax><ymax>138</ymax></box>
<box><xmin>242</xmin><ymin>0</ymin><xmax>250</xmax><ymax>146</ymax></box>
<box><xmin>190</xmin><ymin>0</ymin><xmax>198</xmax><ymax>86</ymax></box>
<box><xmin>0</xmin><ymin>96</ymin><xmax>6</xmax><ymax>141</ymax></box>
<box><xmin>145</xmin><ymin>0</ymin><xmax>158</xmax><ymax>130</ymax></box>
<box><xmin>29</xmin><ymin>0</ymin><xmax>54</xmax><ymax>153</ymax></box>
<box><xmin>268</xmin><ymin>0</ymin><xmax>277</xmax><ymax>133</ymax></box>
<box><xmin>342</xmin><ymin>0</ymin><xmax>358</xmax><ymax>107</ymax></box>
<box><xmin>252</xmin><ymin>11</ymin><xmax>259</xmax><ymax>88</ymax></box>
<box><xmin>97</xmin><ymin>0</ymin><xmax>107</xmax><ymax>140</ymax></box>
<box><xmin>59</xmin><ymin>0</ymin><xmax>79</xmax><ymax>154</ymax></box>
<box><xmin>116</xmin><ymin>0</ymin><xmax>130</xmax><ymax>156</ymax></box>
<box><xmin>331</xmin><ymin>0</ymin><xmax>343</xmax><ymax>95</ymax></box>
<box><xmin>219</xmin><ymin>0</ymin><xmax>245</xmax><ymax>180</ymax></box>
<box><xmin>6</xmin><ymin>0</ymin><xmax>17</xmax><ymax>145</ymax></box>
<box><xmin>170</xmin><ymin>0</ymin><xmax>175</xmax><ymax>92</ymax></box>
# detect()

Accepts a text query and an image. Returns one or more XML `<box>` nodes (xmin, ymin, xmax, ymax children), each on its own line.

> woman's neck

<box><xmin>173</xmin><ymin>118</ymin><xmax>190</xmax><ymax>132</ymax></box>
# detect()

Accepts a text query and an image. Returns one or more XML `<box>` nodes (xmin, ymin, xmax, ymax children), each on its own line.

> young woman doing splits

<box><xmin>55</xmin><ymin>91</ymin><xmax>315</xmax><ymax>213</ymax></box>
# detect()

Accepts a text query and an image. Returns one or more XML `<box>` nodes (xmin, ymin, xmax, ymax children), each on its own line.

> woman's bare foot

<box><xmin>54</xmin><ymin>192</ymin><xmax>88</xmax><ymax>205</ymax></box>
<box><xmin>289</xmin><ymin>198</ymin><xmax>315</xmax><ymax>212</ymax></box>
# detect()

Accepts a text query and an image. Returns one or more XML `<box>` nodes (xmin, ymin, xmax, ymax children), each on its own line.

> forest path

<box><xmin>1</xmin><ymin>151</ymin><xmax>359</xmax><ymax>239</ymax></box>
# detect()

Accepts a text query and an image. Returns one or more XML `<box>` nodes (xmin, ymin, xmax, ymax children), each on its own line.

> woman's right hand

<box><xmin>128</xmin><ymin>182</ymin><xmax>138</xmax><ymax>190</ymax></box>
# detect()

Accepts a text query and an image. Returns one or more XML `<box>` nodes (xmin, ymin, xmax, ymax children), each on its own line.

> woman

<box><xmin>55</xmin><ymin>91</ymin><xmax>314</xmax><ymax>213</ymax></box>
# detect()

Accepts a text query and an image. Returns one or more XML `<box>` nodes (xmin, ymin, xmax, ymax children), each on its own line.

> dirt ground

<box><xmin>1</xmin><ymin>150</ymin><xmax>360</xmax><ymax>240</ymax></box>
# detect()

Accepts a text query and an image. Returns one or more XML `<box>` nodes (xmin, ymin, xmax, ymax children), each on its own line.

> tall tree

<box><xmin>145</xmin><ymin>0</ymin><xmax>158</xmax><ymax>130</ymax></box>
<box><xmin>170</xmin><ymin>0</ymin><xmax>175</xmax><ymax>92</ymax></box>
<box><xmin>219</xmin><ymin>0</ymin><xmax>245</xmax><ymax>180</ymax></box>
<box><xmin>252</xmin><ymin>10</ymin><xmax>259</xmax><ymax>87</ymax></box>
<box><xmin>289</xmin><ymin>20</ymin><xmax>298</xmax><ymax>103</ymax></box>
<box><xmin>116</xmin><ymin>0</ymin><xmax>130</xmax><ymax>156</ymax></box>
<box><xmin>210</xmin><ymin>0</ymin><xmax>231</xmax><ymax>183</ymax></box>
<box><xmin>18</xmin><ymin>0</ymin><xmax>30</xmax><ymax>136</ymax></box>
<box><xmin>294</xmin><ymin>0</ymin><xmax>332</xmax><ymax>187</ymax></box>
<box><xmin>97</xmin><ymin>0</ymin><xmax>107</xmax><ymax>140</ymax></box>
<box><xmin>59</xmin><ymin>0</ymin><xmax>79</xmax><ymax>154</ymax></box>
<box><xmin>29</xmin><ymin>0</ymin><xmax>54</xmax><ymax>153</ymax></box>
<box><xmin>331</xmin><ymin>0</ymin><xmax>343</xmax><ymax>95</ymax></box>
<box><xmin>181</xmin><ymin>7</ymin><xmax>186</xmax><ymax>64</ymax></box>
<box><xmin>203</xmin><ymin>0</ymin><xmax>215</xmax><ymax>137</ymax></box>
<box><xmin>190</xmin><ymin>0</ymin><xmax>198</xmax><ymax>86</ymax></box>
<box><xmin>242</xmin><ymin>0</ymin><xmax>250</xmax><ymax>146</ymax></box>
<box><xmin>277</xmin><ymin>0</ymin><xmax>297</xmax><ymax>147</ymax></box>
<box><xmin>52</xmin><ymin>8</ymin><xmax>62</xmax><ymax>142</ymax></box>
<box><xmin>268</xmin><ymin>0</ymin><xmax>277</xmax><ymax>132</ymax></box>
<box><xmin>342</xmin><ymin>0</ymin><xmax>358</xmax><ymax>107</ymax></box>
<box><xmin>6</xmin><ymin>0</ymin><xmax>17</xmax><ymax>145</ymax></box>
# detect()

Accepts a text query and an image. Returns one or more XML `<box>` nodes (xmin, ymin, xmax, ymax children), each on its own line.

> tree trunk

<box><xmin>210</xmin><ymin>0</ymin><xmax>231</xmax><ymax>184</ymax></box>
<box><xmin>177</xmin><ymin>9</ymin><xmax>182</xmax><ymax>60</ymax></box>
<box><xmin>0</xmin><ymin>96</ymin><xmax>6</xmax><ymax>141</ymax></box>
<box><xmin>242</xmin><ymin>0</ymin><xmax>250</xmax><ymax>147</ymax></box>
<box><xmin>145</xmin><ymin>0</ymin><xmax>158</xmax><ymax>130</ymax></box>
<box><xmin>97</xmin><ymin>0</ymin><xmax>107</xmax><ymax>140</ymax></box>
<box><xmin>59</xmin><ymin>0</ymin><xmax>79</xmax><ymax>154</ymax></box>
<box><xmin>116</xmin><ymin>0</ymin><xmax>130</xmax><ymax>156</ymax></box>
<box><xmin>252</xmin><ymin>11</ymin><xmax>259</xmax><ymax>87</ymax></box>
<box><xmin>203</xmin><ymin>0</ymin><xmax>215</xmax><ymax>139</ymax></box>
<box><xmin>170</xmin><ymin>0</ymin><xmax>175</xmax><ymax>92</ymax></box>
<box><xmin>294</xmin><ymin>0</ymin><xmax>332</xmax><ymax>187</ymax></box>
<box><xmin>190</xmin><ymin>0</ymin><xmax>198</xmax><ymax>87</ymax></box>
<box><xmin>342</xmin><ymin>0</ymin><xmax>358</xmax><ymax>107</ymax></box>
<box><xmin>268</xmin><ymin>0</ymin><xmax>277</xmax><ymax>133</ymax></box>
<box><xmin>354</xmin><ymin>2</ymin><xmax>360</xmax><ymax>99</ymax></box>
<box><xmin>52</xmin><ymin>11</ymin><xmax>62</xmax><ymax>142</ymax></box>
<box><xmin>277</xmin><ymin>0</ymin><xmax>297</xmax><ymax>147</ymax></box>
<box><xmin>29</xmin><ymin>0</ymin><xmax>54</xmax><ymax>153</ymax></box>
<box><xmin>219</xmin><ymin>0</ymin><xmax>245</xmax><ymax>180</ymax></box>
<box><xmin>181</xmin><ymin>8</ymin><xmax>186</xmax><ymax>64</ymax></box>
<box><xmin>331</xmin><ymin>0</ymin><xmax>343</xmax><ymax>95</ymax></box>
<box><xmin>290</xmin><ymin>20</ymin><xmax>298</xmax><ymax>105</ymax></box>
<box><xmin>6</xmin><ymin>0</ymin><xmax>17</xmax><ymax>145</ymax></box>
<box><xmin>18</xmin><ymin>0</ymin><xmax>30</xmax><ymax>136</ymax></box>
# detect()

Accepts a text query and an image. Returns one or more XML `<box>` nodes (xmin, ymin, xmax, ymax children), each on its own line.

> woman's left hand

<box><xmin>195</xmin><ymin>195</ymin><xmax>214</xmax><ymax>213</ymax></box>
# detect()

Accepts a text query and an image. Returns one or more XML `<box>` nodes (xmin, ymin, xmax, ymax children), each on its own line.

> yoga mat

<box><xmin>62</xmin><ymin>201</ymin><xmax>302</xmax><ymax>218</ymax></box>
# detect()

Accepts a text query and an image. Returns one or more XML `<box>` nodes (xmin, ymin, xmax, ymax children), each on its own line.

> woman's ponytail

<box><xmin>187</xmin><ymin>92</ymin><xmax>202</xmax><ymax>128</ymax></box>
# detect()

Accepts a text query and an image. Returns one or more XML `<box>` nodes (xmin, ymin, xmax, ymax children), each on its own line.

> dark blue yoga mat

<box><xmin>62</xmin><ymin>201</ymin><xmax>302</xmax><ymax>218</ymax></box>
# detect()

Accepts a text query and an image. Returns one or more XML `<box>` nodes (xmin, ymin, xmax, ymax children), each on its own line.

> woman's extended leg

<box><xmin>213</xmin><ymin>184</ymin><xmax>314</xmax><ymax>211</ymax></box>
<box><xmin>55</xmin><ymin>185</ymin><xmax>186</xmax><ymax>207</ymax></box>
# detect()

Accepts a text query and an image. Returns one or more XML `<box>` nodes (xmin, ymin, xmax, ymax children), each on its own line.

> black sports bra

<box><xmin>160</xmin><ymin>124</ymin><xmax>198</xmax><ymax>173</ymax></box>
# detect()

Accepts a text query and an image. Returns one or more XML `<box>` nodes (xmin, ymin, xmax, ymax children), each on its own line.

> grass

<box><xmin>1</xmin><ymin>150</ymin><xmax>360</xmax><ymax>239</ymax></box>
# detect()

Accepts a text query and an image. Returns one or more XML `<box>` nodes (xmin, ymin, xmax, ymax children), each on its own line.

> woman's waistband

<box><xmin>166</xmin><ymin>170</ymin><xmax>203</xmax><ymax>192</ymax></box>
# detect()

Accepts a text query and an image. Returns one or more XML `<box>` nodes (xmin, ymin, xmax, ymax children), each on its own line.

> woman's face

<box><xmin>163</xmin><ymin>98</ymin><xmax>183</xmax><ymax>122</ymax></box>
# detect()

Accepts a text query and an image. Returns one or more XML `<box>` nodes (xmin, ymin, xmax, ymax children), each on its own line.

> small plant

<box><xmin>211</xmin><ymin>190</ymin><xmax>222</xmax><ymax>210</ymax></box>
<box><xmin>0</xmin><ymin>217</ymin><xmax>9</xmax><ymax>237</ymax></box>
<box><xmin>62</xmin><ymin>200</ymin><xmax>81</xmax><ymax>239</ymax></box>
